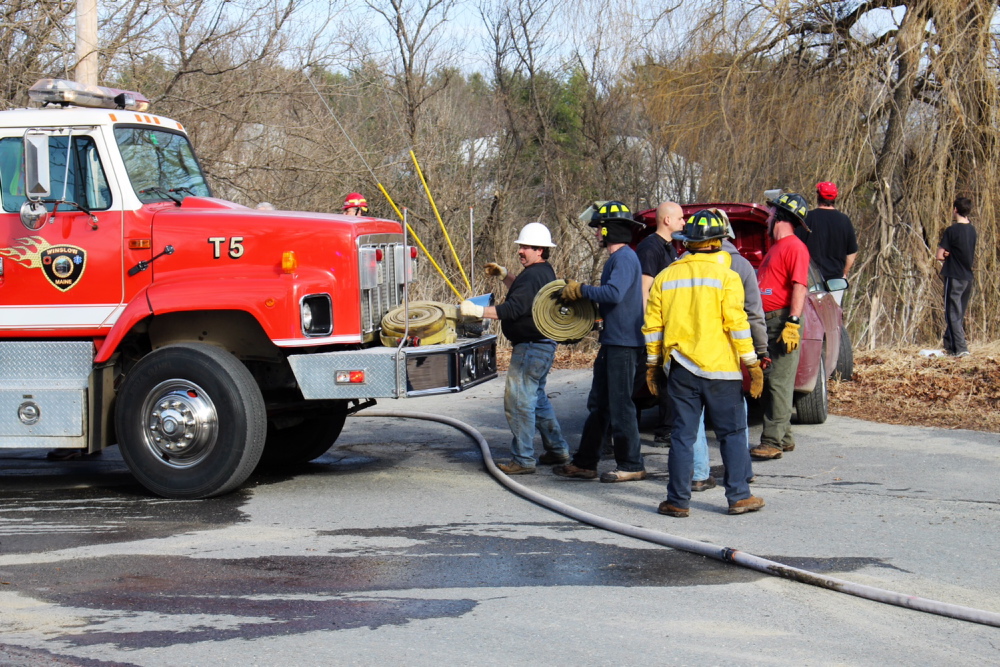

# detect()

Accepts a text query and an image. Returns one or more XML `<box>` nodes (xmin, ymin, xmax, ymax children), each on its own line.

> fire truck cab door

<box><xmin>0</xmin><ymin>130</ymin><xmax>127</xmax><ymax>335</ymax></box>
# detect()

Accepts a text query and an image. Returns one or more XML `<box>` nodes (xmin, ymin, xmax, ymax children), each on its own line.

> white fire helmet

<box><xmin>514</xmin><ymin>222</ymin><xmax>556</xmax><ymax>248</ymax></box>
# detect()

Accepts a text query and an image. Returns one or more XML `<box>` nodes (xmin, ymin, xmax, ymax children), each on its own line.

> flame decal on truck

<box><xmin>0</xmin><ymin>236</ymin><xmax>52</xmax><ymax>269</ymax></box>
<box><xmin>0</xmin><ymin>236</ymin><xmax>87</xmax><ymax>291</ymax></box>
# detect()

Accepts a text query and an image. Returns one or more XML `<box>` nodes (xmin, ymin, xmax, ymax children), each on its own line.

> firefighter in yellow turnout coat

<box><xmin>642</xmin><ymin>209</ymin><xmax>766</xmax><ymax>518</ymax></box>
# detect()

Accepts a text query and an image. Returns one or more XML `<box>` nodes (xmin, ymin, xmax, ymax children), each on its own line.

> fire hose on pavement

<box><xmin>355</xmin><ymin>410</ymin><xmax>1000</xmax><ymax>629</ymax></box>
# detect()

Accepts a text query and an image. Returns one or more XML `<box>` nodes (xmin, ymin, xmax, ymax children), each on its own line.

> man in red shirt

<box><xmin>751</xmin><ymin>192</ymin><xmax>811</xmax><ymax>461</ymax></box>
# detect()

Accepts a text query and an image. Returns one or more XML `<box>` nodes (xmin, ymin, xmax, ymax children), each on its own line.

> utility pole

<box><xmin>75</xmin><ymin>0</ymin><xmax>99</xmax><ymax>85</ymax></box>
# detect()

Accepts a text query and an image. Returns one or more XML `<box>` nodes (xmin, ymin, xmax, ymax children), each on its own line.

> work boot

<box><xmin>651</xmin><ymin>432</ymin><xmax>671</xmax><ymax>447</ymax></box>
<box><xmin>691</xmin><ymin>476</ymin><xmax>717</xmax><ymax>492</ymax></box>
<box><xmin>497</xmin><ymin>461</ymin><xmax>536</xmax><ymax>475</ymax></box>
<box><xmin>728</xmin><ymin>496</ymin><xmax>765</xmax><ymax>515</ymax></box>
<box><xmin>657</xmin><ymin>501</ymin><xmax>689</xmax><ymax>517</ymax></box>
<box><xmin>780</xmin><ymin>440</ymin><xmax>795</xmax><ymax>452</ymax></box>
<box><xmin>600</xmin><ymin>469</ymin><xmax>647</xmax><ymax>483</ymax></box>
<box><xmin>538</xmin><ymin>451</ymin><xmax>570</xmax><ymax>465</ymax></box>
<box><xmin>750</xmin><ymin>444</ymin><xmax>782</xmax><ymax>460</ymax></box>
<box><xmin>552</xmin><ymin>463</ymin><xmax>598</xmax><ymax>479</ymax></box>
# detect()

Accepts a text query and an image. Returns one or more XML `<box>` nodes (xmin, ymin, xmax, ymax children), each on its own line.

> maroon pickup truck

<box><xmin>634</xmin><ymin>201</ymin><xmax>852</xmax><ymax>424</ymax></box>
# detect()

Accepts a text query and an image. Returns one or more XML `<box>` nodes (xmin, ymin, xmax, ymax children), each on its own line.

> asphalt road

<box><xmin>1</xmin><ymin>368</ymin><xmax>999</xmax><ymax>665</ymax></box>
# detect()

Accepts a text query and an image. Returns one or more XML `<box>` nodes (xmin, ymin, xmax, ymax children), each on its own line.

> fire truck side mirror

<box><xmin>24</xmin><ymin>132</ymin><xmax>51</xmax><ymax>200</ymax></box>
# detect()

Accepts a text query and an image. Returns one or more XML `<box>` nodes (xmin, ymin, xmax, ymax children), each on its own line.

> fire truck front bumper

<box><xmin>286</xmin><ymin>336</ymin><xmax>498</xmax><ymax>399</ymax></box>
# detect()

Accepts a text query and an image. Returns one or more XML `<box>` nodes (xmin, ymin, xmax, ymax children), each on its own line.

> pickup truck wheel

<box><xmin>261</xmin><ymin>401</ymin><xmax>349</xmax><ymax>466</ymax></box>
<box><xmin>835</xmin><ymin>324</ymin><xmax>854</xmax><ymax>380</ymax></box>
<box><xmin>794</xmin><ymin>344</ymin><xmax>828</xmax><ymax>424</ymax></box>
<box><xmin>115</xmin><ymin>343</ymin><xmax>266</xmax><ymax>499</ymax></box>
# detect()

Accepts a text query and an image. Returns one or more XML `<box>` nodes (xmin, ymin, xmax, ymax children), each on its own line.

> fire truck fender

<box><xmin>94</xmin><ymin>291</ymin><xmax>154</xmax><ymax>363</ymax></box>
<box><xmin>143</xmin><ymin>278</ymin><xmax>304</xmax><ymax>342</ymax></box>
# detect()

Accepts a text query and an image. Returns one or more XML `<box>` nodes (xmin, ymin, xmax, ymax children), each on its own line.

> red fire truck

<box><xmin>0</xmin><ymin>79</ymin><xmax>496</xmax><ymax>499</ymax></box>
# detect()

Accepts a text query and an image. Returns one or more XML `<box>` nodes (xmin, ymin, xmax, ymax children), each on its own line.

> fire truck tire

<box><xmin>114</xmin><ymin>343</ymin><xmax>267</xmax><ymax>499</ymax></box>
<box><xmin>261</xmin><ymin>401</ymin><xmax>349</xmax><ymax>466</ymax></box>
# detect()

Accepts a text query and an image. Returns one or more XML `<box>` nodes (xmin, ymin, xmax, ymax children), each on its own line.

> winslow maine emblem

<box><xmin>0</xmin><ymin>237</ymin><xmax>87</xmax><ymax>292</ymax></box>
<box><xmin>40</xmin><ymin>245</ymin><xmax>87</xmax><ymax>291</ymax></box>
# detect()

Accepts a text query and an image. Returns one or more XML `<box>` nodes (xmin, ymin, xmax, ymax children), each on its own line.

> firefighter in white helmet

<box><xmin>460</xmin><ymin>222</ymin><xmax>570</xmax><ymax>474</ymax></box>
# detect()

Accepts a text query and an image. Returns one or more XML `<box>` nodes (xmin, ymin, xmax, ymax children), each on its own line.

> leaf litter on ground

<box><xmin>500</xmin><ymin>341</ymin><xmax>1000</xmax><ymax>433</ymax></box>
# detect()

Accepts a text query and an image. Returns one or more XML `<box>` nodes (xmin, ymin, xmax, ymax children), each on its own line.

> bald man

<box><xmin>635</xmin><ymin>201</ymin><xmax>686</xmax><ymax>444</ymax></box>
<box><xmin>637</xmin><ymin>202</ymin><xmax>685</xmax><ymax>308</ymax></box>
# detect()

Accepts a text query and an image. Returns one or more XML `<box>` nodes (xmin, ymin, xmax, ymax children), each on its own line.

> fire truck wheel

<box><xmin>260</xmin><ymin>401</ymin><xmax>349</xmax><ymax>466</ymax></box>
<box><xmin>114</xmin><ymin>343</ymin><xmax>267</xmax><ymax>499</ymax></box>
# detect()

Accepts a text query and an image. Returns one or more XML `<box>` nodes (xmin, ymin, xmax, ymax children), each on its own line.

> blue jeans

<box><xmin>505</xmin><ymin>341</ymin><xmax>568</xmax><ymax>467</ymax></box>
<box><xmin>693</xmin><ymin>398</ymin><xmax>750</xmax><ymax>481</ymax></box>
<box><xmin>572</xmin><ymin>345</ymin><xmax>645</xmax><ymax>472</ymax></box>
<box><xmin>667</xmin><ymin>364</ymin><xmax>752</xmax><ymax>508</ymax></box>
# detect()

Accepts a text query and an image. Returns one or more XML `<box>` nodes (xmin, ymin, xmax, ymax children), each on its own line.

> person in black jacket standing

<box><xmin>936</xmin><ymin>197</ymin><xmax>977</xmax><ymax>357</ymax></box>
<box><xmin>635</xmin><ymin>201</ymin><xmax>685</xmax><ymax>444</ymax></box>
<box><xmin>461</xmin><ymin>222</ymin><xmax>570</xmax><ymax>474</ymax></box>
<box><xmin>798</xmin><ymin>182</ymin><xmax>857</xmax><ymax>305</ymax></box>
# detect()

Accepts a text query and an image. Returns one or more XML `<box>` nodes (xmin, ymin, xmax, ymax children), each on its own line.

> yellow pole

<box><xmin>376</xmin><ymin>182</ymin><xmax>463</xmax><ymax>301</ymax></box>
<box><xmin>410</xmin><ymin>150</ymin><xmax>472</xmax><ymax>293</ymax></box>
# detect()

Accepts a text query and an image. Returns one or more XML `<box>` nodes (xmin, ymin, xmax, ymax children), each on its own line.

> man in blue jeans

<box><xmin>461</xmin><ymin>222</ymin><xmax>569</xmax><ymax>474</ymax></box>
<box><xmin>642</xmin><ymin>209</ymin><xmax>765</xmax><ymax>517</ymax></box>
<box><xmin>689</xmin><ymin>209</ymin><xmax>769</xmax><ymax>491</ymax></box>
<box><xmin>554</xmin><ymin>201</ymin><xmax>647</xmax><ymax>483</ymax></box>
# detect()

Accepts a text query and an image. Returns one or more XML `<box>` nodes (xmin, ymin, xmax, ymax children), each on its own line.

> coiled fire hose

<box><xmin>532</xmin><ymin>279</ymin><xmax>599</xmax><ymax>343</ymax></box>
<box><xmin>355</xmin><ymin>410</ymin><xmax>1000</xmax><ymax>629</ymax></box>
<box><xmin>380</xmin><ymin>301</ymin><xmax>459</xmax><ymax>346</ymax></box>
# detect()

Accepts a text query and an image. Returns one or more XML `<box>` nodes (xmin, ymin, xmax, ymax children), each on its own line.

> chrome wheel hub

<box><xmin>140</xmin><ymin>380</ymin><xmax>218</xmax><ymax>468</ymax></box>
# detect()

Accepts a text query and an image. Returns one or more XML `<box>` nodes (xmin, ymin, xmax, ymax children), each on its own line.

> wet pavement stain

<box><xmin>48</xmin><ymin>595</ymin><xmax>478</xmax><ymax>649</ymax></box>
<box><xmin>757</xmin><ymin>555</ymin><xmax>910</xmax><ymax>574</ymax></box>
<box><xmin>0</xmin><ymin>642</ymin><xmax>138</xmax><ymax>667</ymax></box>
<box><xmin>0</xmin><ymin>522</ymin><xmax>763</xmax><ymax>648</ymax></box>
<box><xmin>0</xmin><ymin>522</ymin><xmax>908</xmax><ymax>649</ymax></box>
<box><xmin>0</xmin><ymin>487</ymin><xmax>250</xmax><ymax>555</ymax></box>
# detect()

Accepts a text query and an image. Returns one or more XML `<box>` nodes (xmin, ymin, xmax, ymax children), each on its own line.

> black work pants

<box><xmin>572</xmin><ymin>345</ymin><xmax>645</xmax><ymax>472</ymax></box>
<box><xmin>943</xmin><ymin>276</ymin><xmax>972</xmax><ymax>355</ymax></box>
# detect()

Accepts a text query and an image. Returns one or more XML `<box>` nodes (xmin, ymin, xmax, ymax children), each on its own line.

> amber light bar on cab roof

<box><xmin>28</xmin><ymin>78</ymin><xmax>151</xmax><ymax>113</ymax></box>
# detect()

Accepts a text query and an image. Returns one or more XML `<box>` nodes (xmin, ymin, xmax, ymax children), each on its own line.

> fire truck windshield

<box><xmin>114</xmin><ymin>125</ymin><xmax>211</xmax><ymax>203</ymax></box>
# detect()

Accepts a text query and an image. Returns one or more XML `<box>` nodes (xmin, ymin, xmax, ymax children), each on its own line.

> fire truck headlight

<box><xmin>301</xmin><ymin>301</ymin><xmax>313</xmax><ymax>331</ymax></box>
<box><xmin>300</xmin><ymin>294</ymin><xmax>333</xmax><ymax>336</ymax></box>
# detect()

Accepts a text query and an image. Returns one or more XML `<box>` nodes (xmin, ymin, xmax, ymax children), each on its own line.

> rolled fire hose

<box><xmin>380</xmin><ymin>301</ymin><xmax>459</xmax><ymax>346</ymax></box>
<box><xmin>532</xmin><ymin>279</ymin><xmax>599</xmax><ymax>343</ymax></box>
<box><xmin>355</xmin><ymin>410</ymin><xmax>1000</xmax><ymax>629</ymax></box>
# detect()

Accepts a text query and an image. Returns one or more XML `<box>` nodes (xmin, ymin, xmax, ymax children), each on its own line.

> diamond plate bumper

<box><xmin>287</xmin><ymin>336</ymin><xmax>497</xmax><ymax>399</ymax></box>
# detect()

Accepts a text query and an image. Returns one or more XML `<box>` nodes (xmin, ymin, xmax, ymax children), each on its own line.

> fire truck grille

<box><xmin>360</xmin><ymin>241</ymin><xmax>405</xmax><ymax>338</ymax></box>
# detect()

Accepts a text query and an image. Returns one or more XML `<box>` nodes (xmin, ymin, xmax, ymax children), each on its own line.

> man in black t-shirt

<box><xmin>798</xmin><ymin>182</ymin><xmax>858</xmax><ymax>305</ymax></box>
<box><xmin>635</xmin><ymin>201</ymin><xmax>685</xmax><ymax>444</ymax></box>
<box><xmin>460</xmin><ymin>222</ymin><xmax>570</xmax><ymax>474</ymax></box>
<box><xmin>936</xmin><ymin>197</ymin><xmax>977</xmax><ymax>357</ymax></box>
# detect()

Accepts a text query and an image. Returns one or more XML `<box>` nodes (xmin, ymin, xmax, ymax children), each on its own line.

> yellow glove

<box><xmin>780</xmin><ymin>320</ymin><xmax>801</xmax><ymax>353</ymax></box>
<box><xmin>646</xmin><ymin>365</ymin><xmax>663</xmax><ymax>396</ymax></box>
<box><xmin>560</xmin><ymin>279</ymin><xmax>584</xmax><ymax>301</ymax></box>
<box><xmin>484</xmin><ymin>262</ymin><xmax>508</xmax><ymax>280</ymax></box>
<box><xmin>747</xmin><ymin>362</ymin><xmax>764</xmax><ymax>399</ymax></box>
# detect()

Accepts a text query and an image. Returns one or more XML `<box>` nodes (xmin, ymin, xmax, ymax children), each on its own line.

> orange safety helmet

<box><xmin>343</xmin><ymin>192</ymin><xmax>368</xmax><ymax>213</ymax></box>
